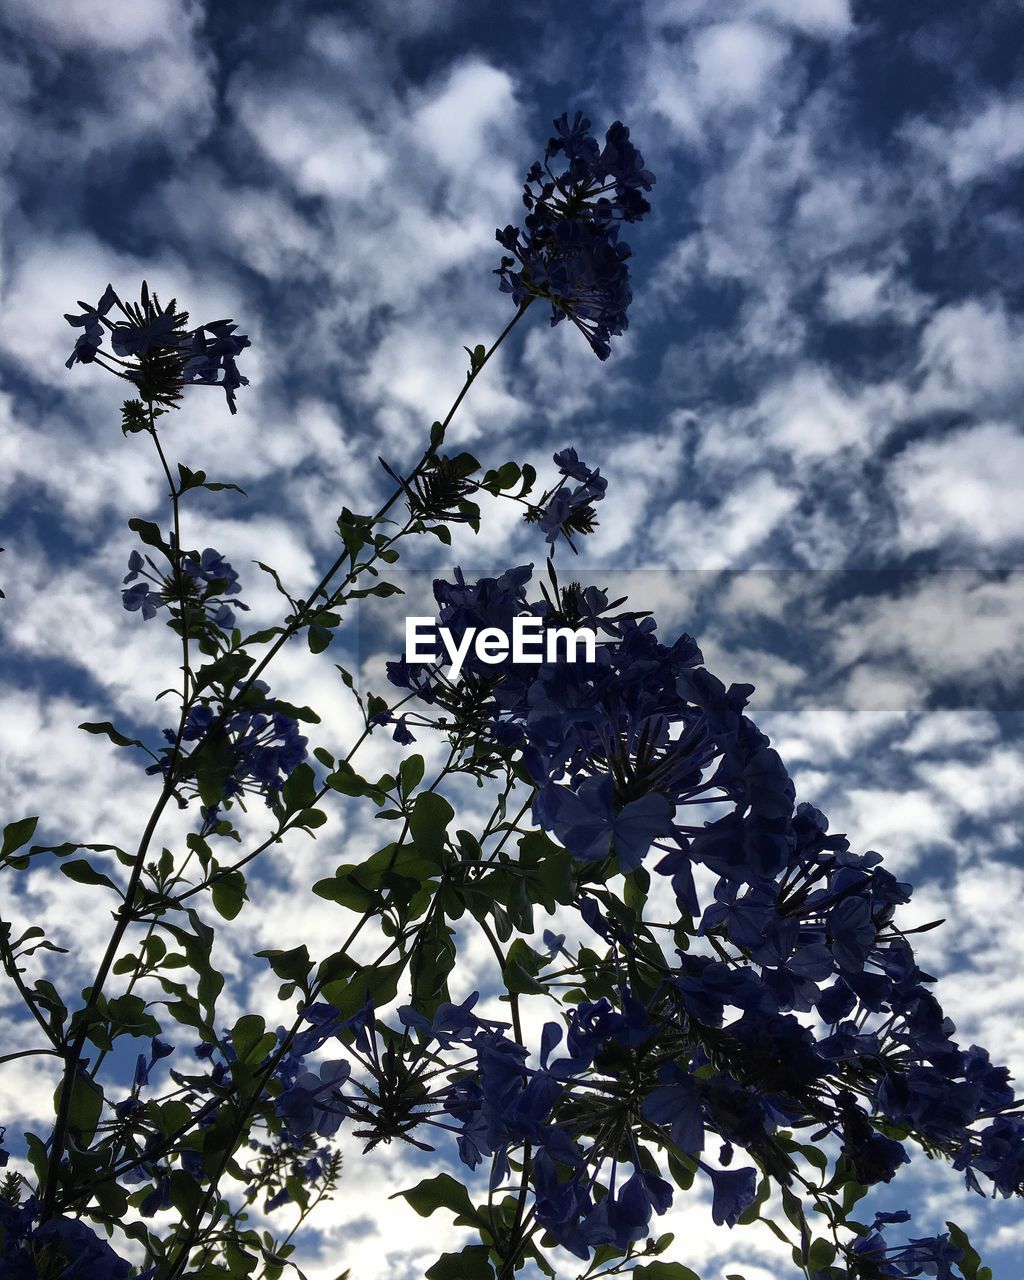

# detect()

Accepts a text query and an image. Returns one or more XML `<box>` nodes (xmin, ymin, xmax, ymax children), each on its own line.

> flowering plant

<box><xmin>1</xmin><ymin>113</ymin><xmax>1020</xmax><ymax>1280</ymax></box>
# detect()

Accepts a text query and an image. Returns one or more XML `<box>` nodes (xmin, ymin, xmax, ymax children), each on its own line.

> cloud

<box><xmin>412</xmin><ymin>61</ymin><xmax>517</xmax><ymax>176</ymax></box>
<box><xmin>652</xmin><ymin>474</ymin><xmax>799</xmax><ymax>567</ymax></box>
<box><xmin>2</xmin><ymin>0</ymin><xmax>203</xmax><ymax>53</ymax></box>
<box><xmin>645</xmin><ymin>0</ymin><xmax>852</xmax><ymax>39</ymax></box>
<box><xmin>907</xmin><ymin>92</ymin><xmax>1024</xmax><ymax>186</ymax></box>
<box><xmin>822</xmin><ymin>264</ymin><xmax>926</xmax><ymax>325</ymax></box>
<box><xmin>914</xmin><ymin>301</ymin><xmax>1024</xmax><ymax>418</ymax></box>
<box><xmin>691</xmin><ymin>22</ymin><xmax>791</xmax><ymax>109</ymax></box>
<box><xmin>889</xmin><ymin>422</ymin><xmax>1024</xmax><ymax>555</ymax></box>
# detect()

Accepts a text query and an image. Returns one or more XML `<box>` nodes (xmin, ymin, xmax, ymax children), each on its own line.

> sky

<box><xmin>1</xmin><ymin>0</ymin><xmax>1023</xmax><ymax>1277</ymax></box>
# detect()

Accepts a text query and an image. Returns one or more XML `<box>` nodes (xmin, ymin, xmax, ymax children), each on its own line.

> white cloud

<box><xmin>823</xmin><ymin>264</ymin><xmax>926</xmax><ymax>324</ymax></box>
<box><xmin>691</xmin><ymin>22</ymin><xmax>791</xmax><ymax>108</ymax></box>
<box><xmin>3</xmin><ymin>0</ymin><xmax>202</xmax><ymax>53</ymax></box>
<box><xmin>889</xmin><ymin>421</ymin><xmax>1024</xmax><ymax>553</ymax></box>
<box><xmin>826</xmin><ymin>573</ymin><xmax>1024</xmax><ymax>700</ymax></box>
<box><xmin>909</xmin><ymin>94</ymin><xmax>1024</xmax><ymax>186</ymax></box>
<box><xmin>751</xmin><ymin>0</ymin><xmax>852</xmax><ymax>34</ymax></box>
<box><xmin>646</xmin><ymin>0</ymin><xmax>852</xmax><ymax>39</ymax></box>
<box><xmin>232</xmin><ymin>85</ymin><xmax>391</xmax><ymax>200</ymax></box>
<box><xmin>653</xmin><ymin>474</ymin><xmax>799</xmax><ymax>568</ymax></box>
<box><xmin>914</xmin><ymin>301</ymin><xmax>1024</xmax><ymax>417</ymax></box>
<box><xmin>412</xmin><ymin>61</ymin><xmax>517</xmax><ymax>175</ymax></box>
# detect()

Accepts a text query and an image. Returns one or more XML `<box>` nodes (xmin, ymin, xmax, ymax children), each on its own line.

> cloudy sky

<box><xmin>1</xmin><ymin>0</ymin><xmax>1023</xmax><ymax>1277</ymax></box>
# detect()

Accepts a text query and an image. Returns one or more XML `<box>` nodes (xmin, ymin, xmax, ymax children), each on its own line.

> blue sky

<box><xmin>1</xmin><ymin>1</ymin><xmax>1023</xmax><ymax>1277</ymax></box>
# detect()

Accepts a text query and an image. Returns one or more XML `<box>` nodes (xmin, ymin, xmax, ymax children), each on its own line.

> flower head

<box><xmin>496</xmin><ymin>112</ymin><xmax>654</xmax><ymax>359</ymax></box>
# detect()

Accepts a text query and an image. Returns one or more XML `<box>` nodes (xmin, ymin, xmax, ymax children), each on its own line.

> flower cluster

<box><xmin>65</xmin><ymin>282</ymin><xmax>250</xmax><ymax>413</ymax></box>
<box><xmin>122</xmin><ymin>546</ymin><xmax>247</xmax><ymax>629</ymax></box>
<box><xmin>0</xmin><ymin>1195</ymin><xmax>144</xmax><ymax>1280</ymax></box>
<box><xmin>496</xmin><ymin>111</ymin><xmax>655</xmax><ymax>359</ymax></box>
<box><xmin>853</xmin><ymin>1214</ymin><xmax>966</xmax><ymax>1278</ymax></box>
<box><xmin>384</xmin><ymin>552</ymin><xmax>1024</xmax><ymax>1262</ymax></box>
<box><xmin>532</xmin><ymin>447</ymin><xmax>609</xmax><ymax>550</ymax></box>
<box><xmin>147</xmin><ymin>680</ymin><xmax>308</xmax><ymax>809</ymax></box>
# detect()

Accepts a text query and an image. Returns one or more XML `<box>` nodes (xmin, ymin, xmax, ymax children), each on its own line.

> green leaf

<box><xmin>54</xmin><ymin>1071</ymin><xmax>103</xmax><ymax>1144</ymax></box>
<box><xmin>313</xmin><ymin>868</ymin><xmax>379</xmax><ymax>913</ymax></box>
<box><xmin>231</xmin><ymin>1014</ymin><xmax>276</xmax><ymax>1064</ymax></box>
<box><xmin>168</xmin><ymin>1169</ymin><xmax>205</xmax><ymax>1218</ymax></box>
<box><xmin>308</xmin><ymin>621</ymin><xmax>333</xmax><ymax>653</ymax></box>
<box><xmin>211</xmin><ymin>870</ymin><xmax>247</xmax><ymax>920</ymax></box>
<box><xmin>325</xmin><ymin>760</ymin><xmax>384</xmax><ymax>800</ymax></box>
<box><xmin>396</xmin><ymin>1172</ymin><xmax>478</xmax><ymax>1221</ymax></box>
<box><xmin>633</xmin><ymin>1265</ymin><xmax>701</xmax><ymax>1280</ymax></box>
<box><xmin>322</xmin><ymin>960</ymin><xmax>403</xmax><ymax>1019</ymax></box>
<box><xmin>127</xmin><ymin>517</ymin><xmax>166</xmax><ymax>549</ymax></box>
<box><xmin>399</xmin><ymin>753</ymin><xmax>426</xmax><ymax>796</ymax></box>
<box><xmin>281</xmin><ymin>762</ymin><xmax>317</xmax><ymax>812</ymax></box>
<box><xmin>257</xmin><ymin>944</ymin><xmax>313</xmax><ymax>985</ymax></box>
<box><xmin>25</xmin><ymin>1132</ymin><xmax>49</xmax><ymax>1185</ymax></box>
<box><xmin>410</xmin><ymin>912</ymin><xmax>456</xmax><ymax>1018</ymax></box>
<box><xmin>105</xmin><ymin>993</ymin><xmax>161</xmax><ymax>1039</ymax></box>
<box><xmin>409</xmin><ymin>791</ymin><xmax>454</xmax><ymax>865</ymax></box>
<box><xmin>78</xmin><ymin>721</ymin><xmax>144</xmax><ymax>749</ymax></box>
<box><xmin>2</xmin><ymin>816</ymin><xmax>38</xmax><ymax>857</ymax></box>
<box><xmin>178</xmin><ymin>464</ymin><xmax>247</xmax><ymax>497</ymax></box>
<box><xmin>294</xmin><ymin>807</ymin><xmax>328</xmax><ymax>831</ymax></box>
<box><xmin>841</xmin><ymin>1181</ymin><xmax>869</xmax><ymax>1212</ymax></box>
<box><xmin>177</xmin><ymin>463</ymin><xmax>207</xmax><ymax>492</ymax></box>
<box><xmin>60</xmin><ymin>860</ymin><xmax>120</xmax><ymax>892</ymax></box>
<box><xmin>425</xmin><ymin>1248</ymin><xmax>494</xmax><ymax>1280</ymax></box>
<box><xmin>946</xmin><ymin>1222</ymin><xmax>983</xmax><ymax>1280</ymax></box>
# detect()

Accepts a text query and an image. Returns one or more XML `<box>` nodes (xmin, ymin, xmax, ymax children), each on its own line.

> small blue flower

<box><xmin>275</xmin><ymin>1059</ymin><xmax>351</xmax><ymax>1139</ymax></box>
<box><xmin>182</xmin><ymin>320</ymin><xmax>251</xmax><ymax>414</ymax></box>
<box><xmin>704</xmin><ymin>1162</ymin><xmax>757</xmax><ymax>1227</ymax></box>
<box><xmin>64</xmin><ymin>284</ymin><xmax>118</xmax><ymax>368</ymax></box>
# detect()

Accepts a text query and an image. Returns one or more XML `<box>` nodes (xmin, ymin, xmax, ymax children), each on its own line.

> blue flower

<box><xmin>827</xmin><ymin>895</ymin><xmax>877</xmax><ymax>974</ymax></box>
<box><xmin>1</xmin><ymin>1204</ymin><xmax>139</xmax><ymax>1280</ymax></box>
<box><xmin>962</xmin><ymin>1114</ymin><xmax>1024</xmax><ymax>1196</ymax></box>
<box><xmin>149</xmin><ymin>686</ymin><xmax>308</xmax><ymax>808</ymax></box>
<box><xmin>275</xmin><ymin>1059</ymin><xmax>351</xmax><ymax>1138</ymax></box>
<box><xmin>182</xmin><ymin>320</ymin><xmax>251</xmax><ymax>414</ymax></box>
<box><xmin>550</xmin><ymin>773</ymin><xmax>673</xmax><ymax>872</ymax></box>
<box><xmin>496</xmin><ymin>112</ymin><xmax>654</xmax><ymax>359</ymax></box>
<box><xmin>65</xmin><ymin>283</ymin><xmax>250</xmax><ymax>416</ymax></box>
<box><xmin>63</xmin><ymin>284</ymin><xmax>118</xmax><ymax>368</ymax></box>
<box><xmin>642</xmin><ymin>1061</ymin><xmax>704</xmax><ymax>1154</ymax></box>
<box><xmin>704</xmin><ymin>1162</ymin><xmax>757</xmax><ymax>1227</ymax></box>
<box><xmin>536</xmin><ymin>461</ymin><xmax>608</xmax><ymax>550</ymax></box>
<box><xmin>121</xmin><ymin>545</ymin><xmax>248</xmax><ymax>629</ymax></box>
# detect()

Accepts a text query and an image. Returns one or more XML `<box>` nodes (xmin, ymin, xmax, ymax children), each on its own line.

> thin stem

<box><xmin>229</xmin><ymin>300</ymin><xmax>531</xmax><ymax>710</ymax></box>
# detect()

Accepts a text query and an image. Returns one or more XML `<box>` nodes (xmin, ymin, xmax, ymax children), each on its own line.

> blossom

<box><xmin>121</xmin><ymin>545</ymin><xmax>248</xmax><ymax>629</ymax></box>
<box><xmin>63</xmin><ymin>284</ymin><xmax>117</xmax><ymax>368</ymax></box>
<box><xmin>182</xmin><ymin>320</ymin><xmax>251</xmax><ymax>414</ymax></box>
<box><xmin>704</xmin><ymin>1162</ymin><xmax>758</xmax><ymax>1227</ymax></box>
<box><xmin>549</xmin><ymin>773</ymin><xmax>673</xmax><ymax>872</ymax></box>
<box><xmin>0</xmin><ymin>1200</ymin><xmax>142</xmax><ymax>1280</ymax></box>
<box><xmin>535</xmin><ymin>453</ymin><xmax>609</xmax><ymax>550</ymax></box>
<box><xmin>275</xmin><ymin>1059</ymin><xmax>351</xmax><ymax>1139</ymax></box>
<box><xmin>64</xmin><ymin>282</ymin><xmax>250</xmax><ymax>414</ymax></box>
<box><xmin>495</xmin><ymin>112</ymin><xmax>654</xmax><ymax>359</ymax></box>
<box><xmin>148</xmin><ymin>682</ymin><xmax>308</xmax><ymax>807</ymax></box>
